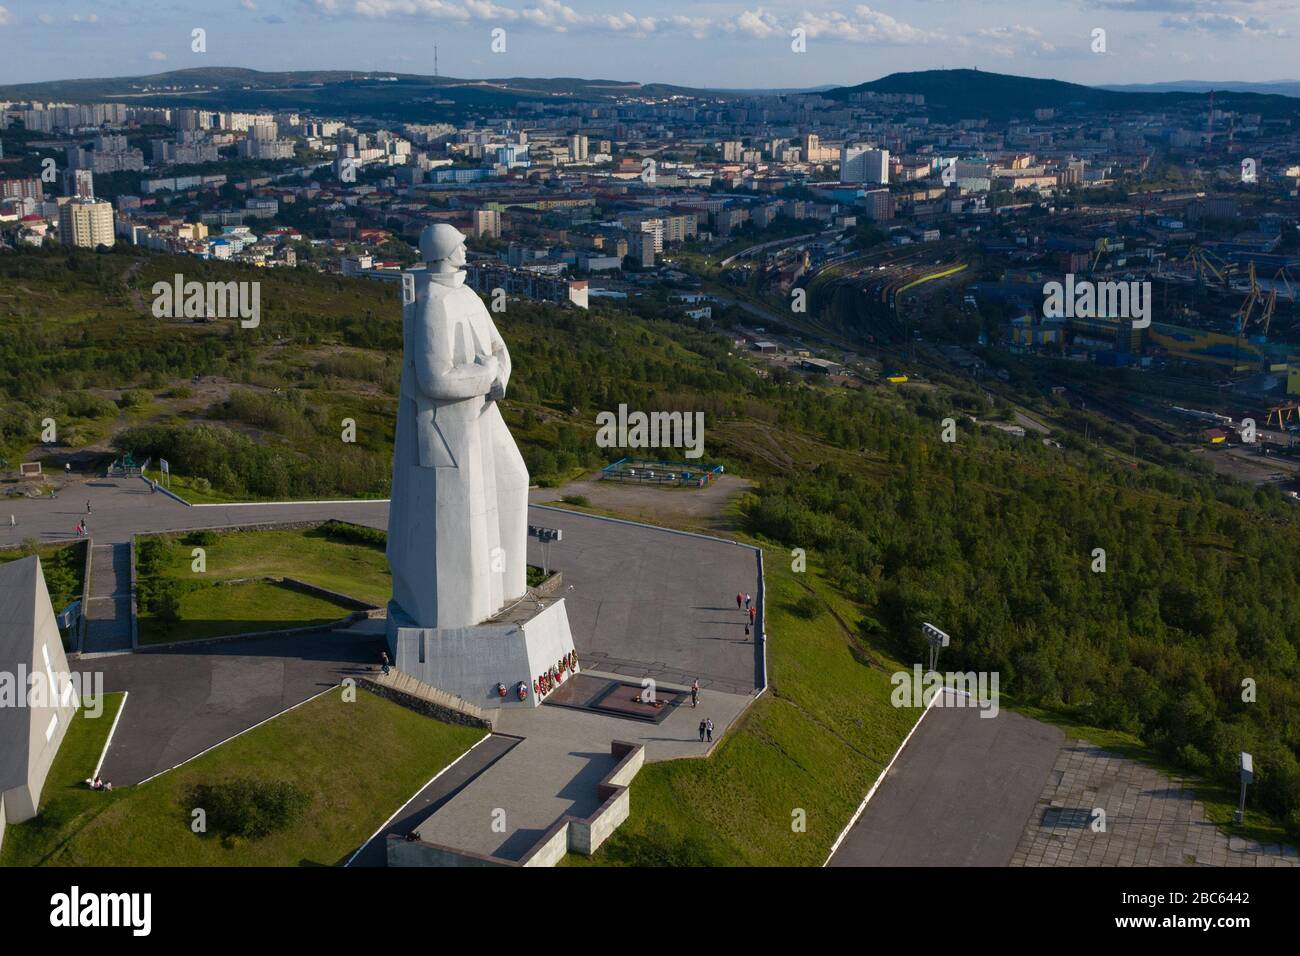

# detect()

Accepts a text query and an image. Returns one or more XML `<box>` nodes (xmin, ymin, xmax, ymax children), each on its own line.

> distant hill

<box><xmin>823</xmin><ymin>68</ymin><xmax>1300</xmax><ymax>120</ymax></box>
<box><xmin>1102</xmin><ymin>80</ymin><xmax>1300</xmax><ymax>98</ymax></box>
<box><xmin>0</xmin><ymin>67</ymin><xmax>718</xmax><ymax>120</ymax></box>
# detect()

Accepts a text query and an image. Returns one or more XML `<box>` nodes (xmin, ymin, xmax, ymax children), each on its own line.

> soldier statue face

<box><xmin>420</xmin><ymin>224</ymin><xmax>467</xmax><ymax>274</ymax></box>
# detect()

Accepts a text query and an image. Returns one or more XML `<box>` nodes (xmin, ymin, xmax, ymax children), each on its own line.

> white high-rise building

<box><xmin>840</xmin><ymin>144</ymin><xmax>890</xmax><ymax>185</ymax></box>
<box><xmin>568</xmin><ymin>134</ymin><xmax>588</xmax><ymax>161</ymax></box>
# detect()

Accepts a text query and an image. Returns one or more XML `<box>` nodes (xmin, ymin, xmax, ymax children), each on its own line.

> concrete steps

<box><xmin>83</xmin><ymin>542</ymin><xmax>132</xmax><ymax>654</ymax></box>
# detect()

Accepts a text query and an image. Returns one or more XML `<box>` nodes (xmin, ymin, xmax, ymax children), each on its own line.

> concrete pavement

<box><xmin>348</xmin><ymin>733</ymin><xmax>520</xmax><ymax>867</ymax></box>
<box><xmin>828</xmin><ymin>691</ymin><xmax>1063</xmax><ymax>867</ymax></box>
<box><xmin>414</xmin><ymin>671</ymin><xmax>753</xmax><ymax>860</ymax></box>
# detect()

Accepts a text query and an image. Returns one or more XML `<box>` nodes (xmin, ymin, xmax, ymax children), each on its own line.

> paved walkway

<box><xmin>348</xmin><ymin>734</ymin><xmax>520</xmax><ymax>867</ymax></box>
<box><xmin>414</xmin><ymin>671</ymin><xmax>753</xmax><ymax>860</ymax></box>
<box><xmin>0</xmin><ymin>477</ymin><xmax>390</xmax><ymax>549</ymax></box>
<box><xmin>828</xmin><ymin>691</ymin><xmax>1064</xmax><ymax>867</ymax></box>
<box><xmin>1011</xmin><ymin>742</ymin><xmax>1300</xmax><ymax>867</ymax></box>
<box><xmin>83</xmin><ymin>542</ymin><xmax>132</xmax><ymax>654</ymax></box>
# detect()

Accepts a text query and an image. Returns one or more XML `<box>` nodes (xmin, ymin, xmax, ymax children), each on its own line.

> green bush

<box><xmin>149</xmin><ymin>580</ymin><xmax>181</xmax><ymax>625</ymax></box>
<box><xmin>313</xmin><ymin>520</ymin><xmax>386</xmax><ymax>549</ymax></box>
<box><xmin>792</xmin><ymin>593</ymin><xmax>821</xmax><ymax>620</ymax></box>
<box><xmin>184</xmin><ymin>530</ymin><xmax>219</xmax><ymax>548</ymax></box>
<box><xmin>560</xmin><ymin>494</ymin><xmax>589</xmax><ymax>507</ymax></box>
<box><xmin>188</xmin><ymin>778</ymin><xmax>310</xmax><ymax>841</ymax></box>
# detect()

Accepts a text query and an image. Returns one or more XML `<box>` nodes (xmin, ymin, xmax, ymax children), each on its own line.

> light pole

<box><xmin>527</xmin><ymin>525</ymin><xmax>562</xmax><ymax>576</ymax></box>
<box><xmin>922</xmin><ymin>622</ymin><xmax>950</xmax><ymax>674</ymax></box>
<box><xmin>1235</xmin><ymin>752</ymin><xmax>1253</xmax><ymax>825</ymax></box>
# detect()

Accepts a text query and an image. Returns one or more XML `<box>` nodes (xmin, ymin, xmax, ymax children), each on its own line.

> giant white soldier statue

<box><xmin>388</xmin><ymin>224</ymin><xmax>529</xmax><ymax>630</ymax></box>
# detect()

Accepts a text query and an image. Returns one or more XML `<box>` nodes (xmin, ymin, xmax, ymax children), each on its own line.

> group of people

<box><xmin>534</xmin><ymin>650</ymin><xmax>579</xmax><ymax>698</ymax></box>
<box><xmin>84</xmin><ymin>775</ymin><xmax>113</xmax><ymax>792</ymax></box>
<box><xmin>697</xmin><ymin>717</ymin><xmax>714</xmax><ymax>743</ymax></box>
<box><xmin>74</xmin><ymin>499</ymin><xmax>92</xmax><ymax>537</ymax></box>
<box><xmin>735</xmin><ymin>591</ymin><xmax>756</xmax><ymax>635</ymax></box>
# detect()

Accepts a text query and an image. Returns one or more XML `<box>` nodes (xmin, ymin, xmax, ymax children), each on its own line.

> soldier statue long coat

<box><xmin>387</xmin><ymin>240</ymin><xmax>529</xmax><ymax>630</ymax></box>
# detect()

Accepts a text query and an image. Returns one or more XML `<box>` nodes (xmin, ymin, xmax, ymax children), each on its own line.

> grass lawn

<box><xmin>574</xmin><ymin>554</ymin><xmax>918</xmax><ymax>866</ymax></box>
<box><xmin>0</xmin><ymin>539</ymin><xmax>86</xmax><ymax>609</ymax></box>
<box><xmin>0</xmin><ymin>692</ymin><xmax>126</xmax><ymax>867</ymax></box>
<box><xmin>141</xmin><ymin>525</ymin><xmax>391</xmax><ymax>606</ymax></box>
<box><xmin>139</xmin><ymin>579</ymin><xmax>362</xmax><ymax>645</ymax></box>
<box><xmin>143</xmin><ymin>470</ymin><xmax>247</xmax><ymax>505</ymax></box>
<box><xmin>4</xmin><ymin>687</ymin><xmax>484</xmax><ymax>867</ymax></box>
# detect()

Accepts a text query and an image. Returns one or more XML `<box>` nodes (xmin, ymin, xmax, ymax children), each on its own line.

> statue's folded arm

<box><xmin>411</xmin><ymin>300</ymin><xmax>498</xmax><ymax>401</ymax></box>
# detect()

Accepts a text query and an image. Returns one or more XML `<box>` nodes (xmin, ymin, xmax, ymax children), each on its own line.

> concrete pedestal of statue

<box><xmin>385</xmin><ymin>224</ymin><xmax>576</xmax><ymax>708</ymax></box>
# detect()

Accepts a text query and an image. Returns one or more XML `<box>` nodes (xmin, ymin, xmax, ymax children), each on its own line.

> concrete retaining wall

<box><xmin>79</xmin><ymin>537</ymin><xmax>92</xmax><ymax>652</ymax></box>
<box><xmin>518</xmin><ymin>821</ymin><xmax>572</xmax><ymax>867</ymax></box>
<box><xmin>387</xmin><ymin>838</ymin><xmax>511</xmax><ymax>867</ymax></box>
<box><xmin>532</xmin><ymin>571</ymin><xmax>563</xmax><ymax>598</ymax></box>
<box><xmin>129</xmin><ymin>534</ymin><xmax>138</xmax><ymax>650</ymax></box>
<box><xmin>358</xmin><ymin>673</ymin><xmax>492</xmax><ymax>730</ymax></box>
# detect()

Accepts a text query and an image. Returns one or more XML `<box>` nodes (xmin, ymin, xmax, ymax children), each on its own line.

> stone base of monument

<box><xmin>386</xmin><ymin>595</ymin><xmax>578</xmax><ymax>709</ymax></box>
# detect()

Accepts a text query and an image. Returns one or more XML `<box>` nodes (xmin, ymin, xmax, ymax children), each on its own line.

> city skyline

<box><xmin>1</xmin><ymin>0</ymin><xmax>1297</xmax><ymax>89</ymax></box>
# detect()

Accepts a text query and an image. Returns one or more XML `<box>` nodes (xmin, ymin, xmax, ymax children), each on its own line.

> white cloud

<box><xmin>974</xmin><ymin>24</ymin><xmax>1058</xmax><ymax>57</ymax></box>
<box><xmin>733</xmin><ymin>8</ymin><xmax>781</xmax><ymax>39</ymax></box>
<box><xmin>1161</xmin><ymin>12</ymin><xmax>1285</xmax><ymax>35</ymax></box>
<box><xmin>149</xmin><ymin>50</ymin><xmax>168</xmax><ymax>61</ymax></box>
<box><xmin>0</xmin><ymin>6</ymin><xmax>11</xmax><ymax>27</ymax></box>
<box><xmin>796</xmin><ymin>6</ymin><xmax>944</xmax><ymax>45</ymax></box>
<box><xmin>307</xmin><ymin>0</ymin><xmax>950</xmax><ymax>44</ymax></box>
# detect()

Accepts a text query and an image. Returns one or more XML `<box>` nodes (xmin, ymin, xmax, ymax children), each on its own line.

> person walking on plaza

<box><xmin>748</xmin><ymin>606</ymin><xmax>756</xmax><ymax>627</ymax></box>
<box><xmin>744</xmin><ymin>592</ymin><xmax>752</xmax><ymax>610</ymax></box>
<box><xmin>8</xmin><ymin>514</ymin><xmax>14</xmax><ymax>528</ymax></box>
<box><xmin>705</xmin><ymin>718</ymin><xmax>714</xmax><ymax>743</ymax></box>
<box><xmin>380</xmin><ymin>650</ymin><xmax>390</xmax><ymax>675</ymax></box>
<box><xmin>698</xmin><ymin>719</ymin><xmax>706</xmax><ymax>743</ymax></box>
<box><xmin>735</xmin><ymin>592</ymin><xmax>743</xmax><ymax>610</ymax></box>
<box><xmin>691</xmin><ymin>679</ymin><xmax>700</xmax><ymax>708</ymax></box>
<box><xmin>85</xmin><ymin>500</ymin><xmax>92</xmax><ymax>515</ymax></box>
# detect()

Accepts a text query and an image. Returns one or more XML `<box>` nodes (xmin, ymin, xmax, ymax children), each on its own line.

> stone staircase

<box><xmin>82</xmin><ymin>542</ymin><xmax>132</xmax><ymax>654</ymax></box>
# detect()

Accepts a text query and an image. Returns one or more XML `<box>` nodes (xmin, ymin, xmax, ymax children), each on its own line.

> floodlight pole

<box><xmin>922</xmin><ymin>622</ymin><xmax>950</xmax><ymax>674</ymax></box>
<box><xmin>528</xmin><ymin>525</ymin><xmax>563</xmax><ymax>578</ymax></box>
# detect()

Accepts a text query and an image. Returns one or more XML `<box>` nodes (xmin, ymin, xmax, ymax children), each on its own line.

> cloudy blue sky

<box><xmin>0</xmin><ymin>0</ymin><xmax>1296</xmax><ymax>88</ymax></box>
